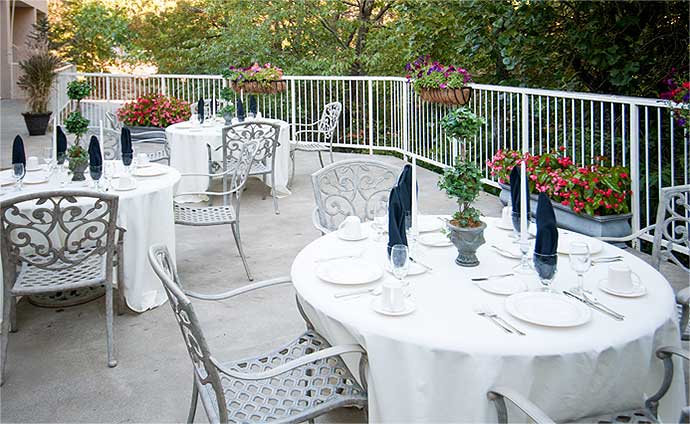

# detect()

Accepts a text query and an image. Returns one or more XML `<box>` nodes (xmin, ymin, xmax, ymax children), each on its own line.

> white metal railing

<box><xmin>55</xmin><ymin>70</ymin><xmax>689</xmax><ymax>248</ymax></box>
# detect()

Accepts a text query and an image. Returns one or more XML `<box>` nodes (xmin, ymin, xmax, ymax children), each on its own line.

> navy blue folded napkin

<box><xmin>510</xmin><ymin>165</ymin><xmax>531</xmax><ymax>217</ymax></box>
<box><xmin>534</xmin><ymin>192</ymin><xmax>558</xmax><ymax>255</ymax></box>
<box><xmin>237</xmin><ymin>98</ymin><xmax>245</xmax><ymax>122</ymax></box>
<box><xmin>197</xmin><ymin>99</ymin><xmax>205</xmax><ymax>123</ymax></box>
<box><xmin>88</xmin><ymin>135</ymin><xmax>102</xmax><ymax>168</ymax></box>
<box><xmin>387</xmin><ymin>186</ymin><xmax>408</xmax><ymax>255</ymax></box>
<box><xmin>248</xmin><ymin>95</ymin><xmax>257</xmax><ymax>116</ymax></box>
<box><xmin>397</xmin><ymin>164</ymin><xmax>413</xmax><ymax>217</ymax></box>
<box><xmin>56</xmin><ymin>126</ymin><xmax>67</xmax><ymax>157</ymax></box>
<box><xmin>121</xmin><ymin>127</ymin><xmax>133</xmax><ymax>155</ymax></box>
<box><xmin>12</xmin><ymin>135</ymin><xmax>26</xmax><ymax>165</ymax></box>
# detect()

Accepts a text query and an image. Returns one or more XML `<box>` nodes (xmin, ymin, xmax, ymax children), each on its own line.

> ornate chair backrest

<box><xmin>651</xmin><ymin>184</ymin><xmax>690</xmax><ymax>274</ymax></box>
<box><xmin>311</xmin><ymin>159</ymin><xmax>399</xmax><ymax>232</ymax></box>
<box><xmin>0</xmin><ymin>191</ymin><xmax>119</xmax><ymax>287</ymax></box>
<box><xmin>105</xmin><ymin>111</ymin><xmax>122</xmax><ymax>131</ymax></box>
<box><xmin>191</xmin><ymin>99</ymin><xmax>215</xmax><ymax>118</ymax></box>
<box><xmin>85</xmin><ymin>126</ymin><xmax>120</xmax><ymax>161</ymax></box>
<box><xmin>221</xmin><ymin>120</ymin><xmax>281</xmax><ymax>168</ymax></box>
<box><xmin>219</xmin><ymin>129</ymin><xmax>261</xmax><ymax>208</ymax></box>
<box><xmin>148</xmin><ymin>245</ymin><xmax>227</xmax><ymax>423</ymax></box>
<box><xmin>317</xmin><ymin>102</ymin><xmax>342</xmax><ymax>142</ymax></box>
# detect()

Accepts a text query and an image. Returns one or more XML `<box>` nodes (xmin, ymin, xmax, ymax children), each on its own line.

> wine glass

<box><xmin>90</xmin><ymin>165</ymin><xmax>103</xmax><ymax>191</ymax></box>
<box><xmin>122</xmin><ymin>152</ymin><xmax>133</xmax><ymax>174</ymax></box>
<box><xmin>533</xmin><ymin>253</ymin><xmax>558</xmax><ymax>292</ymax></box>
<box><xmin>372</xmin><ymin>208</ymin><xmax>387</xmax><ymax>242</ymax></box>
<box><xmin>389</xmin><ymin>244</ymin><xmax>409</xmax><ymax>283</ymax></box>
<box><xmin>511</xmin><ymin>210</ymin><xmax>521</xmax><ymax>239</ymax></box>
<box><xmin>13</xmin><ymin>163</ymin><xmax>25</xmax><ymax>191</ymax></box>
<box><xmin>43</xmin><ymin>146</ymin><xmax>54</xmax><ymax>174</ymax></box>
<box><xmin>103</xmin><ymin>162</ymin><xmax>114</xmax><ymax>191</ymax></box>
<box><xmin>404</xmin><ymin>211</ymin><xmax>418</xmax><ymax>258</ymax></box>
<box><xmin>58</xmin><ymin>160</ymin><xmax>69</xmax><ymax>187</ymax></box>
<box><xmin>569</xmin><ymin>241</ymin><xmax>591</xmax><ymax>294</ymax></box>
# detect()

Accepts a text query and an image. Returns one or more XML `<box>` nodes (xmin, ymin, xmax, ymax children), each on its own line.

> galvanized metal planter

<box><xmin>447</xmin><ymin>220</ymin><xmax>487</xmax><ymax>267</ymax></box>
<box><xmin>498</xmin><ymin>183</ymin><xmax>632</xmax><ymax>238</ymax></box>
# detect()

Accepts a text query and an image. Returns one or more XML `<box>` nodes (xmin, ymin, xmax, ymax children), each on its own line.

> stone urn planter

<box><xmin>232</xmin><ymin>80</ymin><xmax>287</xmax><ymax>95</ymax></box>
<box><xmin>498</xmin><ymin>183</ymin><xmax>632</xmax><ymax>238</ymax></box>
<box><xmin>447</xmin><ymin>220</ymin><xmax>487</xmax><ymax>267</ymax></box>
<box><xmin>69</xmin><ymin>160</ymin><xmax>88</xmax><ymax>182</ymax></box>
<box><xmin>419</xmin><ymin>87</ymin><xmax>472</xmax><ymax>105</ymax></box>
<box><xmin>22</xmin><ymin>112</ymin><xmax>52</xmax><ymax>136</ymax></box>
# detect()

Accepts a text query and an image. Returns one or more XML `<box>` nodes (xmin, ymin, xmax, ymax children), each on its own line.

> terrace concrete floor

<box><xmin>0</xmin><ymin>99</ymin><xmax>687</xmax><ymax>422</ymax></box>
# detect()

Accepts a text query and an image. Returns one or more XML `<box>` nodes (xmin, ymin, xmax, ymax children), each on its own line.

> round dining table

<box><xmin>166</xmin><ymin>117</ymin><xmax>291</xmax><ymax>203</ymax></box>
<box><xmin>291</xmin><ymin>216</ymin><xmax>684</xmax><ymax>423</ymax></box>
<box><xmin>0</xmin><ymin>161</ymin><xmax>180</xmax><ymax>312</ymax></box>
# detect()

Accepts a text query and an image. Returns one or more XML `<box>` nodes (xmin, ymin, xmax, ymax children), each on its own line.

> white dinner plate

<box><xmin>385</xmin><ymin>261</ymin><xmax>427</xmax><ymax>276</ymax></box>
<box><xmin>25</xmin><ymin>166</ymin><xmax>43</xmax><ymax>172</ymax></box>
<box><xmin>475</xmin><ymin>276</ymin><xmax>527</xmax><ymax>296</ymax></box>
<box><xmin>114</xmin><ymin>181</ymin><xmax>137</xmax><ymax>191</ymax></box>
<box><xmin>133</xmin><ymin>166</ymin><xmax>167</xmax><ymax>177</ymax></box>
<box><xmin>23</xmin><ymin>174</ymin><xmax>48</xmax><ymax>185</ymax></box>
<box><xmin>598</xmin><ymin>279</ymin><xmax>646</xmax><ymax>298</ymax></box>
<box><xmin>492</xmin><ymin>242</ymin><xmax>533</xmax><ymax>259</ymax></box>
<box><xmin>418</xmin><ymin>232</ymin><xmax>452</xmax><ymax>247</ymax></box>
<box><xmin>337</xmin><ymin>228</ymin><xmax>368</xmax><ymax>241</ymax></box>
<box><xmin>495</xmin><ymin>220</ymin><xmax>537</xmax><ymax>235</ymax></box>
<box><xmin>417</xmin><ymin>215</ymin><xmax>443</xmax><ymax>233</ymax></box>
<box><xmin>371</xmin><ymin>297</ymin><xmax>416</xmax><ymax>316</ymax></box>
<box><xmin>0</xmin><ymin>177</ymin><xmax>15</xmax><ymax>186</ymax></box>
<box><xmin>316</xmin><ymin>258</ymin><xmax>382</xmax><ymax>285</ymax></box>
<box><xmin>557</xmin><ymin>231</ymin><xmax>603</xmax><ymax>255</ymax></box>
<box><xmin>505</xmin><ymin>292</ymin><xmax>592</xmax><ymax>327</ymax></box>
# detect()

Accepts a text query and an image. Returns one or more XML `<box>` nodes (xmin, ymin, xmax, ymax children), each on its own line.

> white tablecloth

<box><xmin>0</xmin><ymin>162</ymin><xmax>180</xmax><ymax>312</ymax></box>
<box><xmin>166</xmin><ymin>118</ymin><xmax>291</xmax><ymax>203</ymax></box>
<box><xmin>291</xmin><ymin>217</ymin><xmax>684</xmax><ymax>423</ymax></box>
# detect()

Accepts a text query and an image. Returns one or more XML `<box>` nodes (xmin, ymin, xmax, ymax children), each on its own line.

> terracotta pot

<box><xmin>231</xmin><ymin>80</ymin><xmax>287</xmax><ymax>95</ymax></box>
<box><xmin>419</xmin><ymin>87</ymin><xmax>472</xmax><ymax>105</ymax></box>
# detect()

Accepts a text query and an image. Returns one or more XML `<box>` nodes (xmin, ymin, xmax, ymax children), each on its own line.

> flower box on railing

<box><xmin>419</xmin><ymin>87</ymin><xmax>472</xmax><ymax>106</ymax></box>
<box><xmin>231</xmin><ymin>80</ymin><xmax>287</xmax><ymax>95</ymax></box>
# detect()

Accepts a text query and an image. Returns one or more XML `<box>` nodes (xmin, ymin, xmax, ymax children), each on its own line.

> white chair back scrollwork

<box><xmin>317</xmin><ymin>102</ymin><xmax>342</xmax><ymax>143</ymax></box>
<box><xmin>651</xmin><ymin>184</ymin><xmax>690</xmax><ymax>273</ymax></box>
<box><xmin>311</xmin><ymin>158</ymin><xmax>399</xmax><ymax>233</ymax></box>
<box><xmin>85</xmin><ymin>126</ymin><xmax>120</xmax><ymax>161</ymax></box>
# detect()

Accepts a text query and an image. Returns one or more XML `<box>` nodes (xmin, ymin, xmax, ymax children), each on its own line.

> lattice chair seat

<box><xmin>206</xmin><ymin>330</ymin><xmax>366</xmax><ymax>423</ymax></box>
<box><xmin>174</xmin><ymin>203</ymin><xmax>236</xmax><ymax>226</ymax></box>
<box><xmin>226</xmin><ymin>158</ymin><xmax>272</xmax><ymax>176</ymax></box>
<box><xmin>13</xmin><ymin>248</ymin><xmax>106</xmax><ymax>296</ymax></box>
<box><xmin>291</xmin><ymin>141</ymin><xmax>330</xmax><ymax>152</ymax></box>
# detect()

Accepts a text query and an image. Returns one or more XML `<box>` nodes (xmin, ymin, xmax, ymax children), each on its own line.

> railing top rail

<box><xmin>56</xmin><ymin>70</ymin><xmax>676</xmax><ymax>108</ymax></box>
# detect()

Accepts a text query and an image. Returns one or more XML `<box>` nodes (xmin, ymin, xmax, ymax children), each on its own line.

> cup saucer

<box><xmin>337</xmin><ymin>228</ymin><xmax>368</xmax><ymax>241</ymax></box>
<box><xmin>371</xmin><ymin>297</ymin><xmax>415</xmax><ymax>316</ymax></box>
<box><xmin>598</xmin><ymin>278</ymin><xmax>646</xmax><ymax>297</ymax></box>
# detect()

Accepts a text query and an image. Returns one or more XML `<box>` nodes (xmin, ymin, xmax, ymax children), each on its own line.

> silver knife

<box><xmin>563</xmin><ymin>291</ymin><xmax>624</xmax><ymax>321</ymax></box>
<box><xmin>409</xmin><ymin>257</ymin><xmax>433</xmax><ymax>272</ymax></box>
<box><xmin>471</xmin><ymin>273</ymin><xmax>514</xmax><ymax>281</ymax></box>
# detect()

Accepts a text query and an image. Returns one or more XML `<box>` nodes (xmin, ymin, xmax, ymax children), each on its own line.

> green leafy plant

<box><xmin>440</xmin><ymin>107</ymin><xmax>486</xmax><ymax>140</ymax></box>
<box><xmin>17</xmin><ymin>16</ymin><xmax>60</xmax><ymax>114</ymax></box>
<box><xmin>116</xmin><ymin>94</ymin><xmax>189</xmax><ymax>127</ymax></box>
<box><xmin>405</xmin><ymin>56</ymin><xmax>473</xmax><ymax>92</ymax></box>
<box><xmin>223</xmin><ymin>62</ymin><xmax>284</xmax><ymax>87</ymax></box>
<box><xmin>64</xmin><ymin>111</ymin><xmax>90</xmax><ymax>142</ymax></box>
<box><xmin>67</xmin><ymin>80</ymin><xmax>93</xmax><ymax>101</ymax></box>
<box><xmin>218</xmin><ymin>87</ymin><xmax>236</xmax><ymax>116</ymax></box>
<box><xmin>67</xmin><ymin>144</ymin><xmax>88</xmax><ymax>170</ymax></box>
<box><xmin>439</xmin><ymin>159</ymin><xmax>483</xmax><ymax>228</ymax></box>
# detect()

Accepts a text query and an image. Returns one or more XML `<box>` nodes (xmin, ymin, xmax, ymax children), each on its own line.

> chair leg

<box><xmin>105</xmin><ymin>281</ymin><xmax>117</xmax><ymax>368</ymax></box>
<box><xmin>288</xmin><ymin>150</ymin><xmax>296</xmax><ymax>188</ymax></box>
<box><xmin>9</xmin><ymin>296</ymin><xmax>17</xmax><ymax>333</ymax></box>
<box><xmin>262</xmin><ymin>174</ymin><xmax>267</xmax><ymax>200</ymax></box>
<box><xmin>187</xmin><ymin>377</ymin><xmax>199</xmax><ymax>424</ymax></box>
<box><xmin>116</xmin><ymin>248</ymin><xmax>126</xmax><ymax>316</ymax></box>
<box><xmin>231</xmin><ymin>222</ymin><xmax>253</xmax><ymax>281</ymax></box>
<box><xmin>1</xmin><ymin>291</ymin><xmax>12</xmax><ymax>385</ymax></box>
<box><xmin>270</xmin><ymin>171</ymin><xmax>279</xmax><ymax>215</ymax></box>
<box><xmin>318</xmin><ymin>151</ymin><xmax>325</xmax><ymax>168</ymax></box>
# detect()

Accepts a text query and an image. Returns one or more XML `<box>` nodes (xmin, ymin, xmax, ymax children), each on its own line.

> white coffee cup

<box><xmin>607</xmin><ymin>263</ymin><xmax>640</xmax><ymax>292</ymax></box>
<box><xmin>136</xmin><ymin>153</ymin><xmax>149</xmax><ymax>167</ymax></box>
<box><xmin>27</xmin><ymin>156</ymin><xmax>40</xmax><ymax>170</ymax></box>
<box><xmin>118</xmin><ymin>175</ymin><xmax>136</xmax><ymax>190</ymax></box>
<box><xmin>338</xmin><ymin>216</ymin><xmax>362</xmax><ymax>239</ymax></box>
<box><xmin>501</xmin><ymin>206</ymin><xmax>512</xmax><ymax>227</ymax></box>
<box><xmin>382</xmin><ymin>279</ymin><xmax>405</xmax><ymax>312</ymax></box>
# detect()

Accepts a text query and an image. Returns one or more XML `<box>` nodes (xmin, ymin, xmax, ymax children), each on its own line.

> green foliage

<box><xmin>223</xmin><ymin>63</ymin><xmax>284</xmax><ymax>86</ymax></box>
<box><xmin>17</xmin><ymin>16</ymin><xmax>60</xmax><ymax>113</ymax></box>
<box><xmin>67</xmin><ymin>144</ymin><xmax>88</xmax><ymax>165</ymax></box>
<box><xmin>66</xmin><ymin>80</ymin><xmax>92</xmax><ymax>101</ymax></box>
<box><xmin>438</xmin><ymin>159</ymin><xmax>483</xmax><ymax>227</ymax></box>
<box><xmin>218</xmin><ymin>104</ymin><xmax>236</xmax><ymax>116</ymax></box>
<box><xmin>440</xmin><ymin>107</ymin><xmax>485</xmax><ymax>140</ymax></box>
<box><xmin>64</xmin><ymin>111</ymin><xmax>90</xmax><ymax>141</ymax></box>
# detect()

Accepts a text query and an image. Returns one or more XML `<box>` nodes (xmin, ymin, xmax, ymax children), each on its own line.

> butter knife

<box><xmin>563</xmin><ymin>291</ymin><xmax>624</xmax><ymax>321</ymax></box>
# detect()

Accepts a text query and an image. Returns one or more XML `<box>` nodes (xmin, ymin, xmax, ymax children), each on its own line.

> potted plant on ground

<box><xmin>438</xmin><ymin>107</ymin><xmax>487</xmax><ymax>267</ymax></box>
<box><xmin>17</xmin><ymin>16</ymin><xmax>60</xmax><ymax>136</ymax></box>
<box><xmin>224</xmin><ymin>62</ymin><xmax>286</xmax><ymax>94</ymax></box>
<box><xmin>406</xmin><ymin>56</ymin><xmax>473</xmax><ymax>105</ymax></box>
<box><xmin>116</xmin><ymin>93</ymin><xmax>190</xmax><ymax>129</ymax></box>
<box><xmin>64</xmin><ymin>80</ymin><xmax>92</xmax><ymax>181</ymax></box>
<box><xmin>487</xmin><ymin>148</ymin><xmax>633</xmax><ymax>238</ymax></box>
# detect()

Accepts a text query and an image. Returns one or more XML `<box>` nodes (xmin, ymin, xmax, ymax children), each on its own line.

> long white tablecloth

<box><xmin>0</xmin><ymin>162</ymin><xmax>180</xmax><ymax>312</ymax></box>
<box><xmin>291</xmin><ymin>217</ymin><xmax>684</xmax><ymax>423</ymax></box>
<box><xmin>166</xmin><ymin>118</ymin><xmax>291</xmax><ymax>203</ymax></box>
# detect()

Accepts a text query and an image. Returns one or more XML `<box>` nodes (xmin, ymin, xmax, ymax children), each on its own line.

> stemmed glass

<box><xmin>43</xmin><ymin>146</ymin><xmax>54</xmax><ymax>175</ymax></box>
<box><xmin>533</xmin><ymin>253</ymin><xmax>558</xmax><ymax>292</ymax></box>
<box><xmin>569</xmin><ymin>241</ymin><xmax>591</xmax><ymax>294</ymax></box>
<box><xmin>90</xmin><ymin>165</ymin><xmax>103</xmax><ymax>191</ymax></box>
<box><xmin>13</xmin><ymin>163</ymin><xmax>25</xmax><ymax>191</ymax></box>
<box><xmin>372</xmin><ymin>208</ymin><xmax>387</xmax><ymax>242</ymax></box>
<box><xmin>390</xmin><ymin>244</ymin><xmax>409</xmax><ymax>283</ymax></box>
<box><xmin>122</xmin><ymin>152</ymin><xmax>133</xmax><ymax>175</ymax></box>
<box><xmin>404</xmin><ymin>211</ymin><xmax>418</xmax><ymax>258</ymax></box>
<box><xmin>103</xmin><ymin>162</ymin><xmax>114</xmax><ymax>191</ymax></box>
<box><xmin>58</xmin><ymin>160</ymin><xmax>70</xmax><ymax>187</ymax></box>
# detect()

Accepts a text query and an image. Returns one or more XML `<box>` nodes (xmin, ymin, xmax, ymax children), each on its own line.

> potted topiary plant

<box><xmin>64</xmin><ymin>80</ymin><xmax>92</xmax><ymax>181</ymax></box>
<box><xmin>218</xmin><ymin>87</ymin><xmax>236</xmax><ymax>124</ymax></box>
<box><xmin>17</xmin><ymin>16</ymin><xmax>60</xmax><ymax>136</ymax></box>
<box><xmin>438</xmin><ymin>107</ymin><xmax>487</xmax><ymax>267</ymax></box>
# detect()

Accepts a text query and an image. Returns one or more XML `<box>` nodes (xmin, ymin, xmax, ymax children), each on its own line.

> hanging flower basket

<box><xmin>231</xmin><ymin>80</ymin><xmax>287</xmax><ymax>95</ymax></box>
<box><xmin>419</xmin><ymin>87</ymin><xmax>472</xmax><ymax>105</ymax></box>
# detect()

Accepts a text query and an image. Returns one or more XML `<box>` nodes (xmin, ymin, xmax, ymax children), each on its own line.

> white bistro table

<box><xmin>166</xmin><ymin>118</ymin><xmax>291</xmax><ymax>203</ymax></box>
<box><xmin>0</xmin><ymin>162</ymin><xmax>180</xmax><ymax>312</ymax></box>
<box><xmin>291</xmin><ymin>216</ymin><xmax>684</xmax><ymax>423</ymax></box>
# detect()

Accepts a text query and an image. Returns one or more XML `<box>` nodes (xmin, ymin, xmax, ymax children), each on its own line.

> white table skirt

<box><xmin>0</xmin><ymin>162</ymin><xmax>180</xmax><ymax>313</ymax></box>
<box><xmin>166</xmin><ymin>118</ymin><xmax>291</xmax><ymax>203</ymax></box>
<box><xmin>291</xmin><ymin>217</ymin><xmax>684</xmax><ymax>423</ymax></box>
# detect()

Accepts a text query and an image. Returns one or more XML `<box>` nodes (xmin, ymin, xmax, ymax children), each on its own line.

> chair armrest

<box><xmin>184</xmin><ymin>276</ymin><xmax>292</xmax><ymax>301</ymax></box>
<box><xmin>645</xmin><ymin>345</ymin><xmax>690</xmax><ymax>416</ymax></box>
<box><xmin>597</xmin><ymin>224</ymin><xmax>655</xmax><ymax>243</ymax></box>
<box><xmin>312</xmin><ymin>207</ymin><xmax>330</xmax><ymax>234</ymax></box>
<box><xmin>487</xmin><ymin>387</ymin><xmax>556</xmax><ymax>424</ymax></box>
<box><xmin>676</xmin><ymin>287</ymin><xmax>689</xmax><ymax>306</ymax></box>
<box><xmin>656</xmin><ymin>345</ymin><xmax>689</xmax><ymax>361</ymax></box>
<box><xmin>174</xmin><ymin>187</ymin><xmax>242</xmax><ymax>199</ymax></box>
<box><xmin>180</xmin><ymin>170</ymin><xmax>229</xmax><ymax>178</ymax></box>
<box><xmin>210</xmin><ymin>344</ymin><xmax>365</xmax><ymax>380</ymax></box>
<box><xmin>293</xmin><ymin>121</ymin><xmax>319</xmax><ymax>129</ymax></box>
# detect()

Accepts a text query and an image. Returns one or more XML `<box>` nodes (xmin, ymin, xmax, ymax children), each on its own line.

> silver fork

<box><xmin>483</xmin><ymin>305</ymin><xmax>526</xmax><ymax>336</ymax></box>
<box><xmin>474</xmin><ymin>306</ymin><xmax>513</xmax><ymax>334</ymax></box>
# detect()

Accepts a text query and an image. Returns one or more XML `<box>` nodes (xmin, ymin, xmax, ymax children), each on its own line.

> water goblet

<box><xmin>43</xmin><ymin>146</ymin><xmax>54</xmax><ymax>174</ymax></box>
<box><xmin>13</xmin><ymin>163</ymin><xmax>25</xmax><ymax>191</ymax></box>
<box><xmin>568</xmin><ymin>241</ymin><xmax>591</xmax><ymax>294</ymax></box>
<box><xmin>533</xmin><ymin>253</ymin><xmax>558</xmax><ymax>292</ymax></box>
<box><xmin>122</xmin><ymin>153</ymin><xmax>133</xmax><ymax>174</ymax></box>
<box><xmin>103</xmin><ymin>162</ymin><xmax>114</xmax><ymax>191</ymax></box>
<box><xmin>372</xmin><ymin>208</ymin><xmax>387</xmax><ymax>242</ymax></box>
<box><xmin>58</xmin><ymin>161</ymin><xmax>69</xmax><ymax>187</ymax></box>
<box><xmin>511</xmin><ymin>211</ymin><xmax>521</xmax><ymax>239</ymax></box>
<box><xmin>389</xmin><ymin>244</ymin><xmax>410</xmax><ymax>283</ymax></box>
<box><xmin>90</xmin><ymin>165</ymin><xmax>103</xmax><ymax>191</ymax></box>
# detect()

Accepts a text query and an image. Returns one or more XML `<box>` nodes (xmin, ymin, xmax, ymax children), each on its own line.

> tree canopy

<box><xmin>49</xmin><ymin>0</ymin><xmax>689</xmax><ymax>97</ymax></box>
